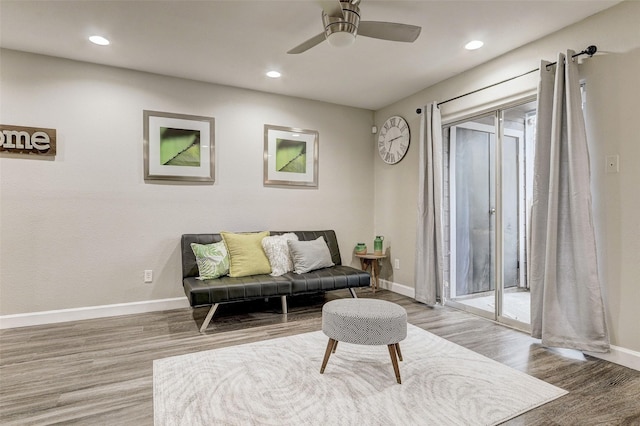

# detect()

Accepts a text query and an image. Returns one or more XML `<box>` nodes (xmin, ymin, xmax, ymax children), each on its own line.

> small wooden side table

<box><xmin>355</xmin><ymin>253</ymin><xmax>387</xmax><ymax>293</ymax></box>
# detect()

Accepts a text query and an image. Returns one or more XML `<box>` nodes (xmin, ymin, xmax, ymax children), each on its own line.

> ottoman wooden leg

<box><xmin>387</xmin><ymin>344</ymin><xmax>402</xmax><ymax>384</ymax></box>
<box><xmin>395</xmin><ymin>343</ymin><xmax>403</xmax><ymax>362</ymax></box>
<box><xmin>320</xmin><ymin>338</ymin><xmax>337</xmax><ymax>374</ymax></box>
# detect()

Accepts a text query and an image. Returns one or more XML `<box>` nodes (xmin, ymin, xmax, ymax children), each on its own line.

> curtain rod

<box><xmin>415</xmin><ymin>45</ymin><xmax>597</xmax><ymax>114</ymax></box>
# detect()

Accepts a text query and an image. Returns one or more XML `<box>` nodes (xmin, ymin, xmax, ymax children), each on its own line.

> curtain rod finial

<box><xmin>585</xmin><ymin>45</ymin><xmax>597</xmax><ymax>56</ymax></box>
<box><xmin>416</xmin><ymin>108</ymin><xmax>422</xmax><ymax>114</ymax></box>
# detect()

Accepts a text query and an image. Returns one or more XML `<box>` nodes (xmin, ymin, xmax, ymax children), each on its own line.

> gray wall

<box><xmin>0</xmin><ymin>50</ymin><xmax>374</xmax><ymax>315</ymax></box>
<box><xmin>373</xmin><ymin>1</ymin><xmax>640</xmax><ymax>352</ymax></box>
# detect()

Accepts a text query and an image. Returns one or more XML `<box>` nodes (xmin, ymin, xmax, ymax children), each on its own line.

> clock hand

<box><xmin>388</xmin><ymin>135</ymin><xmax>402</xmax><ymax>148</ymax></box>
<box><xmin>388</xmin><ymin>135</ymin><xmax>403</xmax><ymax>151</ymax></box>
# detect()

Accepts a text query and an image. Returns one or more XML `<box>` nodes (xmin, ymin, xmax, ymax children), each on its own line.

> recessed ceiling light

<box><xmin>89</xmin><ymin>35</ymin><xmax>110</xmax><ymax>46</ymax></box>
<box><xmin>266</xmin><ymin>70</ymin><xmax>281</xmax><ymax>78</ymax></box>
<box><xmin>465</xmin><ymin>40</ymin><xmax>484</xmax><ymax>50</ymax></box>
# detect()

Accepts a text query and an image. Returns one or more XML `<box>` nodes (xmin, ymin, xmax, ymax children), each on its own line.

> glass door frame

<box><xmin>448</xmin><ymin>120</ymin><xmax>497</xmax><ymax>301</ymax></box>
<box><xmin>444</xmin><ymin>98</ymin><xmax>534</xmax><ymax>333</ymax></box>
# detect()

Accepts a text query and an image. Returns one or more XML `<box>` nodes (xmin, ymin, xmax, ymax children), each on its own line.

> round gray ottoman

<box><xmin>320</xmin><ymin>298</ymin><xmax>407</xmax><ymax>384</ymax></box>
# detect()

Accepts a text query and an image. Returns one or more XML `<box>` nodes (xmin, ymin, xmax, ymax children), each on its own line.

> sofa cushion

<box><xmin>262</xmin><ymin>233</ymin><xmax>299</xmax><ymax>276</ymax></box>
<box><xmin>221</xmin><ymin>231</ymin><xmax>271</xmax><ymax>278</ymax></box>
<box><xmin>287</xmin><ymin>236</ymin><xmax>335</xmax><ymax>274</ymax></box>
<box><xmin>286</xmin><ymin>265</ymin><xmax>371</xmax><ymax>294</ymax></box>
<box><xmin>190</xmin><ymin>241</ymin><xmax>229</xmax><ymax>280</ymax></box>
<box><xmin>184</xmin><ymin>274</ymin><xmax>292</xmax><ymax>306</ymax></box>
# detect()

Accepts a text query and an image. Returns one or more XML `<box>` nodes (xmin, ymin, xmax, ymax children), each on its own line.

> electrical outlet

<box><xmin>394</xmin><ymin>259</ymin><xmax>400</xmax><ymax>269</ymax></box>
<box><xmin>144</xmin><ymin>270</ymin><xmax>153</xmax><ymax>283</ymax></box>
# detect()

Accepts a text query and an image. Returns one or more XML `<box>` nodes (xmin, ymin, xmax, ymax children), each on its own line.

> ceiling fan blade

<box><xmin>319</xmin><ymin>1</ymin><xmax>344</xmax><ymax>18</ymax></box>
<box><xmin>358</xmin><ymin>21</ymin><xmax>421</xmax><ymax>42</ymax></box>
<box><xmin>287</xmin><ymin>32</ymin><xmax>327</xmax><ymax>54</ymax></box>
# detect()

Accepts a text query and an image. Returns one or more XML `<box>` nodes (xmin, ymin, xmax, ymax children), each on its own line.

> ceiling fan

<box><xmin>287</xmin><ymin>0</ymin><xmax>421</xmax><ymax>54</ymax></box>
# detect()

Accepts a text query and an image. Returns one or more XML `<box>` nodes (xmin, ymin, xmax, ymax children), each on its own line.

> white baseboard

<box><xmin>585</xmin><ymin>345</ymin><xmax>640</xmax><ymax>372</ymax></box>
<box><xmin>378</xmin><ymin>279</ymin><xmax>639</xmax><ymax>372</ymax></box>
<box><xmin>378</xmin><ymin>279</ymin><xmax>416</xmax><ymax>299</ymax></box>
<box><xmin>0</xmin><ymin>297</ymin><xmax>191</xmax><ymax>329</ymax></box>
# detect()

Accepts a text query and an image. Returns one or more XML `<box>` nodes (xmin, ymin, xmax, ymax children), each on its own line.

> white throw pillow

<box><xmin>261</xmin><ymin>233</ymin><xmax>299</xmax><ymax>276</ymax></box>
<box><xmin>287</xmin><ymin>236</ymin><xmax>335</xmax><ymax>274</ymax></box>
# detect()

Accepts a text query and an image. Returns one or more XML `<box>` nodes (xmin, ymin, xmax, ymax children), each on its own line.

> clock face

<box><xmin>378</xmin><ymin>115</ymin><xmax>410</xmax><ymax>165</ymax></box>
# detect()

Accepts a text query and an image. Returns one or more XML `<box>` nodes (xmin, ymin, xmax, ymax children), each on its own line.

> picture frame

<box><xmin>263</xmin><ymin>124</ymin><xmax>319</xmax><ymax>188</ymax></box>
<box><xmin>143</xmin><ymin>110</ymin><xmax>215</xmax><ymax>182</ymax></box>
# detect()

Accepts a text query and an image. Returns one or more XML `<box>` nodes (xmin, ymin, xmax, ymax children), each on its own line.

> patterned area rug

<box><xmin>154</xmin><ymin>324</ymin><xmax>566</xmax><ymax>425</ymax></box>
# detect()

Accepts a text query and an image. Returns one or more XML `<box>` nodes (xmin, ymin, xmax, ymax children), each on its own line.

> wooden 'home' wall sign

<box><xmin>0</xmin><ymin>124</ymin><xmax>56</xmax><ymax>157</ymax></box>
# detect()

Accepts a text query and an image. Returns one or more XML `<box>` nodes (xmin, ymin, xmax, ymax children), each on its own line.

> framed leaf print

<box><xmin>263</xmin><ymin>124</ymin><xmax>318</xmax><ymax>188</ymax></box>
<box><xmin>144</xmin><ymin>110</ymin><xmax>215</xmax><ymax>182</ymax></box>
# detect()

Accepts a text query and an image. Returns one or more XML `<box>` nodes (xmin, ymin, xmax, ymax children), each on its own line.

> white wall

<box><xmin>0</xmin><ymin>50</ymin><xmax>374</xmax><ymax>315</ymax></box>
<box><xmin>374</xmin><ymin>1</ymin><xmax>640</xmax><ymax>352</ymax></box>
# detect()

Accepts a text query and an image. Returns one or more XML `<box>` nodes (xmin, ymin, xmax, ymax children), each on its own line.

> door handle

<box><xmin>490</xmin><ymin>208</ymin><xmax>496</xmax><ymax>215</ymax></box>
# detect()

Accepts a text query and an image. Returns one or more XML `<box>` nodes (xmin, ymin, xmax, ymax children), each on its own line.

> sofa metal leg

<box><xmin>199</xmin><ymin>303</ymin><xmax>219</xmax><ymax>333</ymax></box>
<box><xmin>349</xmin><ymin>288</ymin><xmax>358</xmax><ymax>298</ymax></box>
<box><xmin>281</xmin><ymin>295</ymin><xmax>288</xmax><ymax>314</ymax></box>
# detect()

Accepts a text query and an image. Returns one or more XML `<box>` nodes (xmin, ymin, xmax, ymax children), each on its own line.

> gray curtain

<box><xmin>415</xmin><ymin>102</ymin><xmax>444</xmax><ymax>305</ymax></box>
<box><xmin>529</xmin><ymin>51</ymin><xmax>609</xmax><ymax>352</ymax></box>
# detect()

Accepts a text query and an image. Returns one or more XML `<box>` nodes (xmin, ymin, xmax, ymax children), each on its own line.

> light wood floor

<box><xmin>1</xmin><ymin>289</ymin><xmax>639</xmax><ymax>425</ymax></box>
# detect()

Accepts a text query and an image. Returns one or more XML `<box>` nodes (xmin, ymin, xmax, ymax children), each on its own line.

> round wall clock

<box><xmin>377</xmin><ymin>115</ymin><xmax>410</xmax><ymax>165</ymax></box>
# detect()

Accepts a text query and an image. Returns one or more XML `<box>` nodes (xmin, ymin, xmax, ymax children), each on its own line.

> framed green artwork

<box><xmin>143</xmin><ymin>110</ymin><xmax>215</xmax><ymax>182</ymax></box>
<box><xmin>263</xmin><ymin>124</ymin><xmax>318</xmax><ymax>188</ymax></box>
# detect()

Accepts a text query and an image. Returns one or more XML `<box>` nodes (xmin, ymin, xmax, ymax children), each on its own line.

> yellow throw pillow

<box><xmin>220</xmin><ymin>231</ymin><xmax>271</xmax><ymax>277</ymax></box>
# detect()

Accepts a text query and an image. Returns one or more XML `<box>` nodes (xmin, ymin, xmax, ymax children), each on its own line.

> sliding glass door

<box><xmin>449</xmin><ymin>118</ymin><xmax>496</xmax><ymax>302</ymax></box>
<box><xmin>445</xmin><ymin>100</ymin><xmax>535</xmax><ymax>331</ymax></box>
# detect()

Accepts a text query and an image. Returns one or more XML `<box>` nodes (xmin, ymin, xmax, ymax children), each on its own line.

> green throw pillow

<box><xmin>190</xmin><ymin>241</ymin><xmax>229</xmax><ymax>280</ymax></box>
<box><xmin>220</xmin><ymin>231</ymin><xmax>271</xmax><ymax>277</ymax></box>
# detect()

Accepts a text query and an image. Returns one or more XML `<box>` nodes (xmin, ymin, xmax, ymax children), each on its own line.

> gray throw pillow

<box><xmin>287</xmin><ymin>236</ymin><xmax>335</xmax><ymax>274</ymax></box>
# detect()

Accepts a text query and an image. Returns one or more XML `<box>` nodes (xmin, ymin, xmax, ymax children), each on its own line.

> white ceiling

<box><xmin>0</xmin><ymin>0</ymin><xmax>620</xmax><ymax>110</ymax></box>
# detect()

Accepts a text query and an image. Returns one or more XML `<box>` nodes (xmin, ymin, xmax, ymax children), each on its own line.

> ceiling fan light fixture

<box><xmin>322</xmin><ymin>2</ymin><xmax>359</xmax><ymax>49</ymax></box>
<box><xmin>327</xmin><ymin>31</ymin><xmax>356</xmax><ymax>48</ymax></box>
<box><xmin>287</xmin><ymin>0</ymin><xmax>421</xmax><ymax>54</ymax></box>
